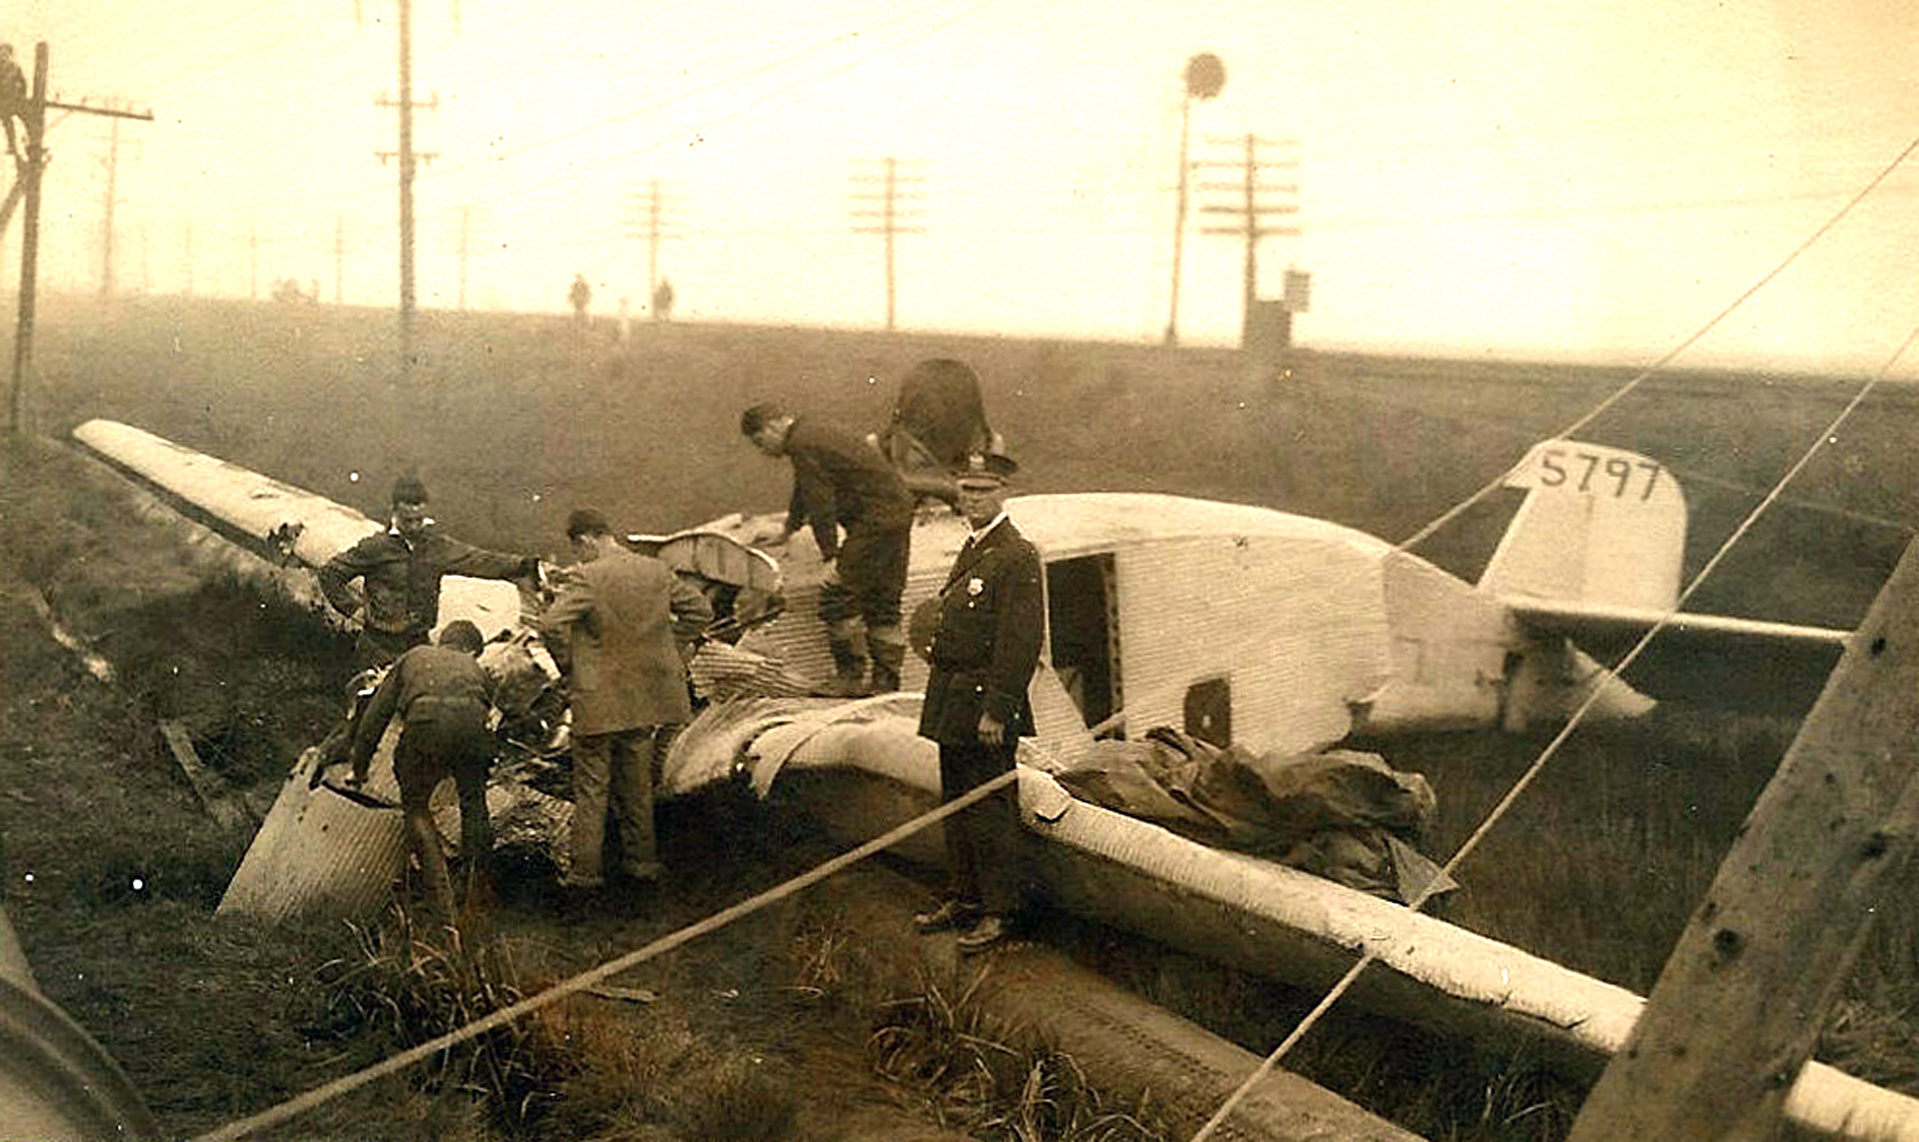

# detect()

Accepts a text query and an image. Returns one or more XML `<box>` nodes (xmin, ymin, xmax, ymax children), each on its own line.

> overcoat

<box><xmin>918</xmin><ymin>516</ymin><xmax>1044</xmax><ymax>745</ymax></box>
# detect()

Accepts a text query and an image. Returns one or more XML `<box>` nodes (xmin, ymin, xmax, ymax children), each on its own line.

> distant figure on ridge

<box><xmin>569</xmin><ymin>273</ymin><xmax>592</xmax><ymax>329</ymax></box>
<box><xmin>652</xmin><ymin>277</ymin><xmax>675</xmax><ymax>323</ymax></box>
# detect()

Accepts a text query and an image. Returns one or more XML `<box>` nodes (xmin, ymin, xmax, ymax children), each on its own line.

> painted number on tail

<box><xmin>1537</xmin><ymin>449</ymin><xmax>1662</xmax><ymax>500</ymax></box>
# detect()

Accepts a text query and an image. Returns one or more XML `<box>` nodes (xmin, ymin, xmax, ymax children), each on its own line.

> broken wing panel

<box><xmin>73</xmin><ymin>419</ymin><xmax>381</xmax><ymax>566</ymax></box>
<box><xmin>1507</xmin><ymin>599</ymin><xmax>1849</xmax><ymax>716</ymax></box>
<box><xmin>71</xmin><ymin>418</ymin><xmax>525</xmax><ymax>640</ymax></box>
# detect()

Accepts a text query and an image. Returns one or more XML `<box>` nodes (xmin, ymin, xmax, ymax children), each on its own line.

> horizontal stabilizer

<box><xmin>1509</xmin><ymin>599</ymin><xmax>1849</xmax><ymax>715</ymax></box>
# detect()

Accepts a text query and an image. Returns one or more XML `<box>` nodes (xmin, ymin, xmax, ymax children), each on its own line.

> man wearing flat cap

<box><xmin>912</xmin><ymin>451</ymin><xmax>1042</xmax><ymax>953</ymax></box>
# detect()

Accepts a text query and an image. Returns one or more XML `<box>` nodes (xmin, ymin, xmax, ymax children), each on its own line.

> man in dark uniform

<box><xmin>911</xmin><ymin>452</ymin><xmax>1042</xmax><ymax>953</ymax></box>
<box><xmin>741</xmin><ymin>401</ymin><xmax>914</xmax><ymax>695</ymax></box>
<box><xmin>346</xmin><ymin>620</ymin><xmax>496</xmax><ymax>918</ymax></box>
<box><xmin>318</xmin><ymin>475</ymin><xmax>539</xmax><ymax>670</ymax></box>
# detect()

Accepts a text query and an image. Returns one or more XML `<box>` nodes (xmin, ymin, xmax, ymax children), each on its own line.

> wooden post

<box><xmin>8</xmin><ymin>43</ymin><xmax>47</xmax><ymax>437</ymax></box>
<box><xmin>1567</xmin><ymin>535</ymin><xmax>1919</xmax><ymax>1141</ymax></box>
<box><xmin>159</xmin><ymin>720</ymin><xmax>252</xmax><ymax>832</ymax></box>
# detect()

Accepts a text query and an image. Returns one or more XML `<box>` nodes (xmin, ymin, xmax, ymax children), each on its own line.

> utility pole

<box><xmin>1567</xmin><ymin>534</ymin><xmax>1919</xmax><ymax>1140</ymax></box>
<box><xmin>183</xmin><ymin>220</ymin><xmax>193</xmax><ymax>296</ymax></box>
<box><xmin>457</xmin><ymin>204</ymin><xmax>470</xmax><ymax>310</ymax></box>
<box><xmin>621</xmin><ymin>178</ymin><xmax>682</xmax><ymax>308</ymax></box>
<box><xmin>334</xmin><ymin>213</ymin><xmax>345</xmax><ymax>304</ymax></box>
<box><xmin>1195</xmin><ymin>132</ymin><xmax>1300</xmax><ymax>347</ymax></box>
<box><xmin>249</xmin><ymin>214</ymin><xmax>259</xmax><ymax>300</ymax></box>
<box><xmin>849</xmin><ymin>156</ymin><xmax>927</xmax><ymax>332</ymax></box>
<box><xmin>373</xmin><ymin>0</ymin><xmax>440</xmax><ymax>382</ymax></box>
<box><xmin>1165</xmin><ymin>53</ymin><xmax>1224</xmax><ymax>346</ymax></box>
<box><xmin>7</xmin><ymin>43</ymin><xmax>153</xmax><ymax>437</ymax></box>
<box><xmin>97</xmin><ymin>116</ymin><xmax>121</xmax><ymax>300</ymax></box>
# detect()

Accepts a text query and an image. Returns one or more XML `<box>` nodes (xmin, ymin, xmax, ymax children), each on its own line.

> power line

<box><xmin>247</xmin><ymin>0</ymin><xmax>1011</xmax><ymax>246</ymax></box>
<box><xmin>412</xmin><ymin>0</ymin><xmax>972</xmax><ymax>186</ymax></box>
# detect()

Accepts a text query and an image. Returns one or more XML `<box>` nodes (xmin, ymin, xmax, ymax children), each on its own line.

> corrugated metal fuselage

<box><xmin>730</xmin><ymin>491</ymin><xmax>1635</xmax><ymax>757</ymax></box>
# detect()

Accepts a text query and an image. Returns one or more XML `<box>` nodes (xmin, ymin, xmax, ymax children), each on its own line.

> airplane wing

<box><xmin>1507</xmin><ymin>598</ymin><xmax>1850</xmax><ymax>716</ymax></box>
<box><xmin>71</xmin><ymin>418</ymin><xmax>527</xmax><ymax>639</ymax></box>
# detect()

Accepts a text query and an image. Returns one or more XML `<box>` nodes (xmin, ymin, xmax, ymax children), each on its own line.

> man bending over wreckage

<box><xmin>741</xmin><ymin>401</ymin><xmax>914</xmax><ymax>696</ymax></box>
<box><xmin>346</xmin><ymin>620</ymin><xmax>497</xmax><ymax>918</ymax></box>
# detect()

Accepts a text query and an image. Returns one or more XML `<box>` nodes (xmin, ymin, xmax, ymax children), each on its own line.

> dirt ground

<box><xmin>0</xmin><ymin>434</ymin><xmax>998</xmax><ymax>1142</ymax></box>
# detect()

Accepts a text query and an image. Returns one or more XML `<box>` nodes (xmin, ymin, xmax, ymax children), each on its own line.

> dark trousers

<box><xmin>818</xmin><ymin>520</ymin><xmax>910</xmax><ymax>629</ymax></box>
<box><xmin>569</xmin><ymin>727</ymin><xmax>663</xmax><ymax>886</ymax></box>
<box><xmin>393</xmin><ymin>697</ymin><xmax>494</xmax><ymax>915</ymax></box>
<box><xmin>938</xmin><ymin>740</ymin><xmax>1022</xmax><ymax>914</ymax></box>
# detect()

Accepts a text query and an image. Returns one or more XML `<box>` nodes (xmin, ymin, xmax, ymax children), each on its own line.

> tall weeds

<box><xmin>871</xmin><ymin>972</ymin><xmax>1167</xmax><ymax>1142</ymax></box>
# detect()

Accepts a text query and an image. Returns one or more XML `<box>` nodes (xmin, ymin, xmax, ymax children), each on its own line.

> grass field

<box><xmin>7</xmin><ymin>290</ymin><xmax>1919</xmax><ymax>1140</ymax></box>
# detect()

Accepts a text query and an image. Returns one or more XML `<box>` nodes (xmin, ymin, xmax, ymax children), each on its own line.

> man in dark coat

<box><xmin>741</xmin><ymin>402</ymin><xmax>914</xmax><ymax>695</ymax></box>
<box><xmin>318</xmin><ymin>475</ymin><xmax>539</xmax><ymax>670</ymax></box>
<box><xmin>346</xmin><ymin>620</ymin><xmax>496</xmax><ymax>918</ymax></box>
<box><xmin>542</xmin><ymin>508</ymin><xmax>712</xmax><ymax>892</ymax></box>
<box><xmin>912</xmin><ymin>452</ymin><xmax>1043</xmax><ymax>953</ymax></box>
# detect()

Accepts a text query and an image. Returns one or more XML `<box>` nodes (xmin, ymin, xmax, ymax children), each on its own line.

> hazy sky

<box><xmin>12</xmin><ymin>0</ymin><xmax>1919</xmax><ymax>371</ymax></box>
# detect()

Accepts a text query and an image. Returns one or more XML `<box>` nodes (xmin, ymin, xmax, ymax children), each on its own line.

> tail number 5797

<box><xmin>1536</xmin><ymin>449</ymin><xmax>1663</xmax><ymax>500</ymax></box>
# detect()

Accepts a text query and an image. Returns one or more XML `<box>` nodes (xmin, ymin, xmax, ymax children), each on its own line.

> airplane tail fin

<box><xmin>1477</xmin><ymin>440</ymin><xmax>1685</xmax><ymax>611</ymax></box>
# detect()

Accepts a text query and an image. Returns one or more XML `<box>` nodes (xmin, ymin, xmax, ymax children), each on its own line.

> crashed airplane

<box><xmin>69</xmin><ymin>414</ymin><xmax>1915</xmax><ymax>1140</ymax></box>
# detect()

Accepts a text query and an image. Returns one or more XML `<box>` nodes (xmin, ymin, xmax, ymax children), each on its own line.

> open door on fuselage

<box><xmin>1046</xmin><ymin>553</ymin><xmax>1122</xmax><ymax>737</ymax></box>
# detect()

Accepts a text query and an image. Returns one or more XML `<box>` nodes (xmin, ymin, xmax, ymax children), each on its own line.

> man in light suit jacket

<box><xmin>543</xmin><ymin>508</ymin><xmax>712</xmax><ymax>891</ymax></box>
<box><xmin>913</xmin><ymin>452</ymin><xmax>1043</xmax><ymax>953</ymax></box>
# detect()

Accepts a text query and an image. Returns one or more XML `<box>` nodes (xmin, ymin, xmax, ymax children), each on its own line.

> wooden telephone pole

<box><xmin>621</xmin><ymin>178</ymin><xmax>682</xmax><ymax>311</ymax></box>
<box><xmin>373</xmin><ymin>0</ymin><xmax>439</xmax><ymax>382</ymax></box>
<box><xmin>1194</xmin><ymin>133</ymin><xmax>1299</xmax><ymax>348</ymax></box>
<box><xmin>849</xmin><ymin>156</ymin><xmax>926</xmax><ymax>332</ymax></box>
<box><xmin>1567</xmin><ymin>532</ymin><xmax>1919</xmax><ymax>1140</ymax></box>
<box><xmin>6</xmin><ymin>42</ymin><xmax>153</xmax><ymax>437</ymax></box>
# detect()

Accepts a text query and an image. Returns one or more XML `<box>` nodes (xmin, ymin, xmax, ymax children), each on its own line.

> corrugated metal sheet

<box><xmin>704</xmin><ymin>498</ymin><xmax>1399</xmax><ymax>758</ymax></box>
<box><xmin>218</xmin><ymin>731</ymin><xmax>411</xmax><ymax>924</ymax></box>
<box><xmin>1360</xmin><ymin>552</ymin><xmax>1514</xmax><ymax>733</ymax></box>
<box><xmin>742</xmin><ymin>508</ymin><xmax>971</xmax><ymax>696</ymax></box>
<box><xmin>1112</xmin><ymin>532</ymin><xmax>1390</xmax><ymax>757</ymax></box>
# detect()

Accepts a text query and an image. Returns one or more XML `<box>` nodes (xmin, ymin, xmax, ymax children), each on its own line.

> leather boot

<box><xmin>822</xmin><ymin>634</ymin><xmax>870</xmax><ymax>697</ymax></box>
<box><xmin>868</xmin><ymin>627</ymin><xmax>907</xmax><ymax>693</ymax></box>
